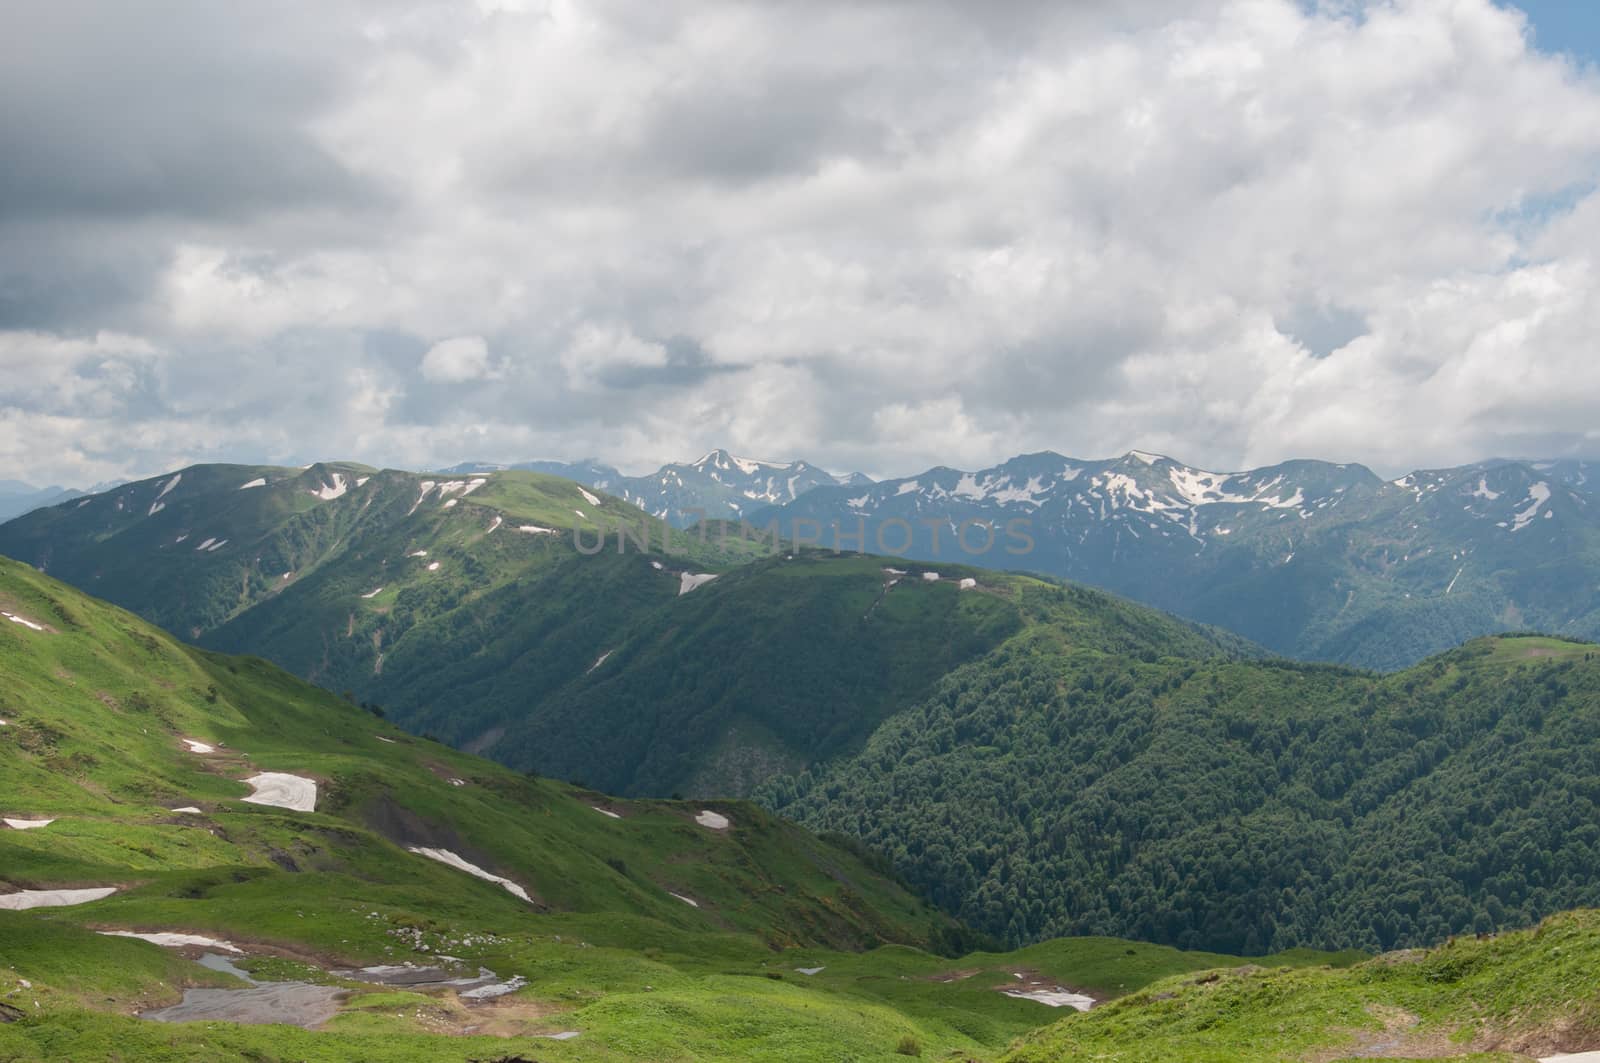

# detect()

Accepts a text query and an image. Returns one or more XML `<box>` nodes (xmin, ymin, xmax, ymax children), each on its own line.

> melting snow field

<box><xmin>1511</xmin><ymin>483</ymin><xmax>1553</xmax><ymax>532</ymax></box>
<box><xmin>795</xmin><ymin>966</ymin><xmax>825</xmax><ymax>976</ymax></box>
<box><xmin>695</xmin><ymin>810</ymin><xmax>730</xmax><ymax>830</ymax></box>
<box><xmin>238</xmin><ymin>478</ymin><xmax>266</xmax><ymax>490</ymax></box>
<box><xmin>408</xmin><ymin>847</ymin><xmax>532</xmax><ymax>903</ymax></box>
<box><xmin>578</xmin><ymin>487</ymin><xmax>602</xmax><ymax>507</ymax></box>
<box><xmin>309</xmin><ymin>474</ymin><xmax>349</xmax><ymax>501</ymax></box>
<box><xmin>1002</xmin><ymin>987</ymin><xmax>1095</xmax><ymax>1010</ymax></box>
<box><xmin>241</xmin><ymin>773</ymin><xmax>318</xmax><ymax>812</ymax></box>
<box><xmin>172</xmin><ymin>807</ymin><xmax>203</xmax><ymax>814</ymax></box>
<box><xmin>0</xmin><ymin>887</ymin><xmax>117</xmax><ymax>910</ymax></box>
<box><xmin>591</xmin><ymin>806</ymin><xmax>621</xmax><ymax>819</ymax></box>
<box><xmin>361</xmin><ymin>587</ymin><xmax>384</xmax><ymax>599</ymax></box>
<box><xmin>100</xmin><ymin>930</ymin><xmax>242</xmax><ymax>954</ymax></box>
<box><xmin>4</xmin><ymin>818</ymin><xmax>55</xmax><ymax>830</ymax></box>
<box><xmin>2</xmin><ymin>611</ymin><xmax>46</xmax><ymax>631</ymax></box>
<box><xmin>181</xmin><ymin>739</ymin><xmax>216</xmax><ymax>754</ymax></box>
<box><xmin>668</xmin><ymin>891</ymin><xmax>699</xmax><ymax>907</ymax></box>
<box><xmin>679</xmin><ymin>572</ymin><xmax>718</xmax><ymax>595</ymax></box>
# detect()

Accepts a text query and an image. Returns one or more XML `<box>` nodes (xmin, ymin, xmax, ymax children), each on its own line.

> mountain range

<box><xmin>752</xmin><ymin>450</ymin><xmax>1600</xmax><ymax>669</ymax></box>
<box><xmin>0</xmin><ymin>479</ymin><xmax>118</xmax><ymax>523</ymax></box>
<box><xmin>18</xmin><ymin>552</ymin><xmax>1600</xmax><ymax>1060</ymax></box>
<box><xmin>439</xmin><ymin>446</ymin><xmax>1600</xmax><ymax>669</ymax></box>
<box><xmin>440</xmin><ymin>449</ymin><xmax>871</xmax><ymax>527</ymax></box>
<box><xmin>5</xmin><ymin>536</ymin><xmax>1600</xmax><ymax>1060</ymax></box>
<box><xmin>7</xmin><ymin>459</ymin><xmax>1600</xmax><ymax>961</ymax></box>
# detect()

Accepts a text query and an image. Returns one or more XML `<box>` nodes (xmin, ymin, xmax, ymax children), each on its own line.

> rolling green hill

<box><xmin>765</xmin><ymin>630</ymin><xmax>1600</xmax><ymax>956</ymax></box>
<box><xmin>0</xmin><ymin>556</ymin><xmax>1359</xmax><ymax>1061</ymax></box>
<box><xmin>0</xmin><ymin>465</ymin><xmax>1255</xmax><ymax>798</ymax></box>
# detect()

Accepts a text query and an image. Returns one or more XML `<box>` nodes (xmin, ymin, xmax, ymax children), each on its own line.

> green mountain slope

<box><xmin>765</xmin><ymin>630</ymin><xmax>1600</xmax><ymax>955</ymax></box>
<box><xmin>0</xmin><ymin>465</ymin><xmax>1255</xmax><ymax>798</ymax></box>
<box><xmin>0</xmin><ymin>556</ymin><xmax>1359</xmax><ymax>1061</ymax></box>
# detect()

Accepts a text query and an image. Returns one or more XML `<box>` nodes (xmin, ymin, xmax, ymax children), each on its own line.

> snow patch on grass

<box><xmin>0</xmin><ymin>887</ymin><xmax>117</xmax><ymax>910</ymax></box>
<box><xmin>1002</xmin><ymin>987</ymin><xmax>1095</xmax><ymax>1010</ymax></box>
<box><xmin>238</xmin><ymin>478</ymin><xmax>267</xmax><ymax>490</ymax></box>
<box><xmin>408</xmin><ymin>847</ymin><xmax>532</xmax><ymax>902</ymax></box>
<box><xmin>3</xmin><ymin>818</ymin><xmax>54</xmax><ymax>830</ymax></box>
<box><xmin>100</xmin><ymin>930</ymin><xmax>242</xmax><ymax>954</ymax></box>
<box><xmin>241</xmin><ymin>772</ymin><xmax>317</xmax><ymax>812</ymax></box>
<box><xmin>578</xmin><ymin>487</ymin><xmax>602</xmax><ymax>506</ymax></box>
<box><xmin>695</xmin><ymin>810</ymin><xmax>730</xmax><ymax>830</ymax></box>
<box><xmin>2</xmin><ymin>611</ymin><xmax>46</xmax><ymax>631</ymax></box>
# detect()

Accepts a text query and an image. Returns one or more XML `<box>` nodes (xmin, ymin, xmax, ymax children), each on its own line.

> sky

<box><xmin>4</xmin><ymin>0</ymin><xmax>1600</xmax><ymax>486</ymax></box>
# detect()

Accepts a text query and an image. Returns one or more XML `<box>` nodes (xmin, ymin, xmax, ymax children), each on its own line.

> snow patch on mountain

<box><xmin>309</xmin><ymin>473</ymin><xmax>348</xmax><ymax>501</ymax></box>
<box><xmin>1511</xmin><ymin>483</ymin><xmax>1552</xmax><ymax>532</ymax></box>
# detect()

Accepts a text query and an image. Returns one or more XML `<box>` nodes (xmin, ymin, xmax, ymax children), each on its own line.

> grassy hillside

<box><xmin>0</xmin><ymin>556</ymin><xmax>1358</xmax><ymax>1061</ymax></box>
<box><xmin>765</xmin><ymin>629</ymin><xmax>1600</xmax><ymax>956</ymax></box>
<box><xmin>0</xmin><ymin>466</ymin><xmax>1255</xmax><ymax>797</ymax></box>
<box><xmin>1007</xmin><ymin>907</ymin><xmax>1600</xmax><ymax>1062</ymax></box>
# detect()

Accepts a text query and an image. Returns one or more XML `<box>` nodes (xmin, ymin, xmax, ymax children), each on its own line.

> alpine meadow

<box><xmin>8</xmin><ymin>1</ymin><xmax>1600</xmax><ymax>1060</ymax></box>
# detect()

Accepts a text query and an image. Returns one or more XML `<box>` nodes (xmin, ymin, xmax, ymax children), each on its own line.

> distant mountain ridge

<box><xmin>438</xmin><ymin>448</ymin><xmax>870</xmax><ymax>527</ymax></box>
<box><xmin>755</xmin><ymin>449</ymin><xmax>1600</xmax><ymax>669</ymax></box>
<box><xmin>0</xmin><ymin>479</ymin><xmax>121</xmax><ymax>523</ymax></box>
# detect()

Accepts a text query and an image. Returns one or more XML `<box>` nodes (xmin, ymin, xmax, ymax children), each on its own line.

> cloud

<box><xmin>5</xmin><ymin>0</ymin><xmax>1600</xmax><ymax>485</ymax></box>
<box><xmin>420</xmin><ymin>336</ymin><xmax>500</xmax><ymax>382</ymax></box>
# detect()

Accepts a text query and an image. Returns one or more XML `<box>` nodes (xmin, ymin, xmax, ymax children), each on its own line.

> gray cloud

<box><xmin>4</xmin><ymin>0</ymin><xmax>1600</xmax><ymax>486</ymax></box>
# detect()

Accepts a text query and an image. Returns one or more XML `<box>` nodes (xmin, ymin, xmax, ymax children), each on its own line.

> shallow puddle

<box><xmin>142</xmin><ymin>952</ymin><xmax>347</xmax><ymax>1028</ymax></box>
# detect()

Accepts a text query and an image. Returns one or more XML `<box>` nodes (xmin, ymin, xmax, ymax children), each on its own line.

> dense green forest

<box><xmin>765</xmin><ymin>633</ymin><xmax>1600</xmax><ymax>955</ymax></box>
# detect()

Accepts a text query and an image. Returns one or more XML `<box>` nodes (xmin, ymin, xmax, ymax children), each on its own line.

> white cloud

<box><xmin>420</xmin><ymin>335</ymin><xmax>499</xmax><ymax>382</ymax></box>
<box><xmin>5</xmin><ymin>0</ymin><xmax>1600</xmax><ymax>485</ymax></box>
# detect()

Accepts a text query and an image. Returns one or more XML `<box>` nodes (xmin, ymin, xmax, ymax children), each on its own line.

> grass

<box><xmin>0</xmin><ymin>555</ymin><xmax>1350</xmax><ymax>1061</ymax></box>
<box><xmin>1006</xmin><ymin>908</ymin><xmax>1600</xmax><ymax>1062</ymax></box>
